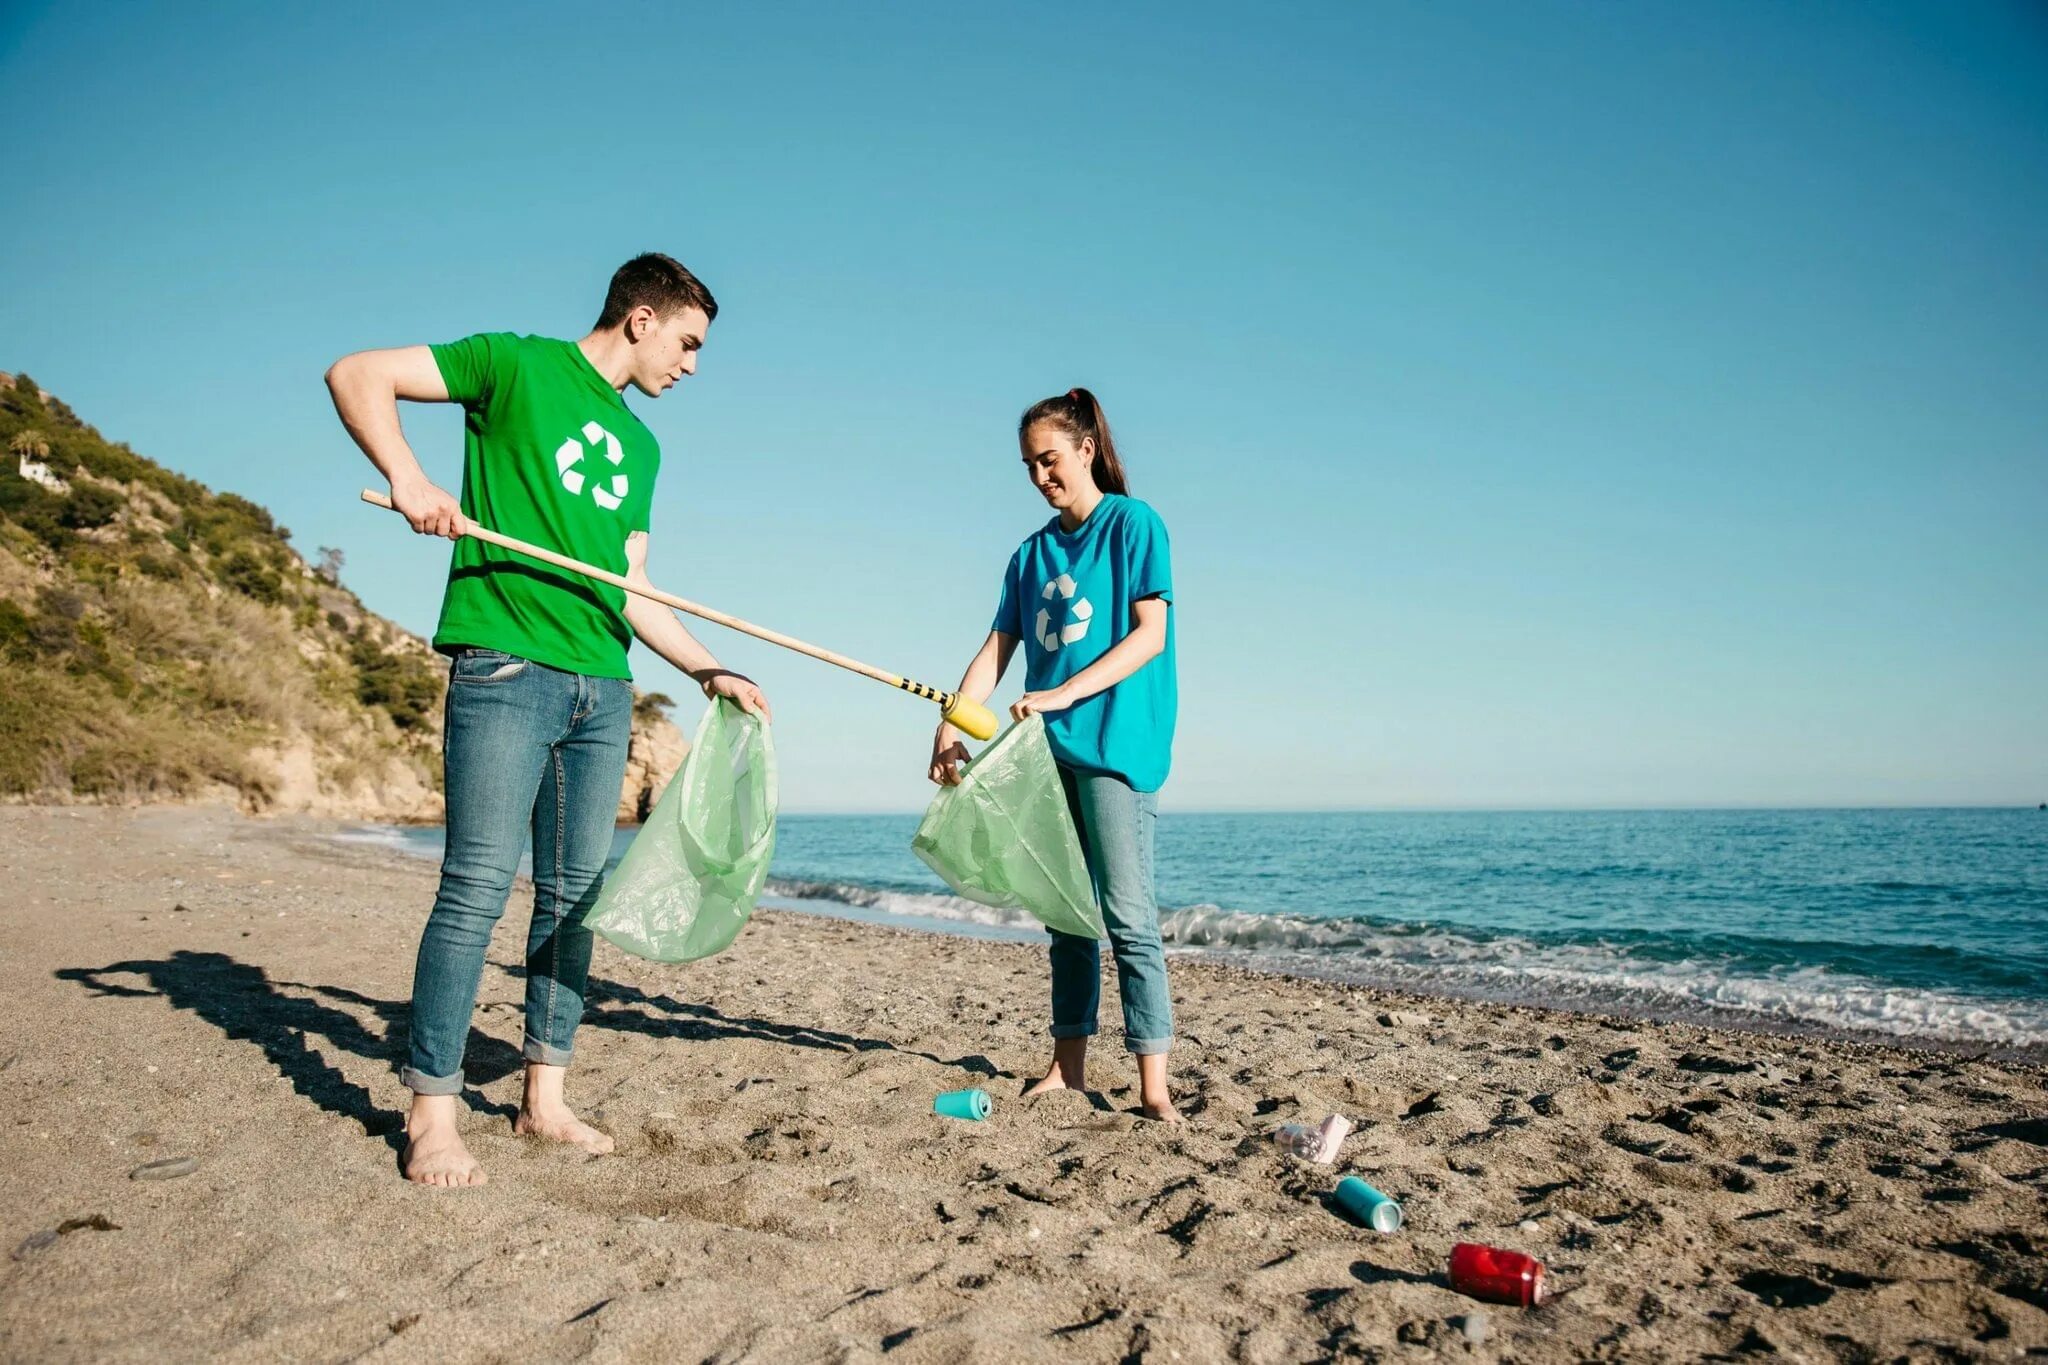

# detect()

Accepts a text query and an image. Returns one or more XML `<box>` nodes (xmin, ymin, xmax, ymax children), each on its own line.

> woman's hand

<box><xmin>1010</xmin><ymin>686</ymin><xmax>1076</xmax><ymax>722</ymax></box>
<box><xmin>929</xmin><ymin>726</ymin><xmax>971</xmax><ymax>786</ymax></box>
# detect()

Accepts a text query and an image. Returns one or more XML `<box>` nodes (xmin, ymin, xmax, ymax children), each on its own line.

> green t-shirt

<box><xmin>428</xmin><ymin>333</ymin><xmax>659</xmax><ymax>679</ymax></box>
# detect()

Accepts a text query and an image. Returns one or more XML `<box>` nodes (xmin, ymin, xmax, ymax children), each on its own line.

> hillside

<box><xmin>0</xmin><ymin>371</ymin><xmax>683</xmax><ymax>821</ymax></box>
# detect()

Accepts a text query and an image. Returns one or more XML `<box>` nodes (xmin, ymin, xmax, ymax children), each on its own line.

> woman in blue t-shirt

<box><xmin>929</xmin><ymin>387</ymin><xmax>1181</xmax><ymax>1122</ymax></box>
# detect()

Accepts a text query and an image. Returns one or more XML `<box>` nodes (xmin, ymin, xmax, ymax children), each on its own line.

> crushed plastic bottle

<box><xmin>1272</xmin><ymin>1113</ymin><xmax>1353</xmax><ymax>1163</ymax></box>
<box><xmin>1272</xmin><ymin>1123</ymin><xmax>1322</xmax><ymax>1159</ymax></box>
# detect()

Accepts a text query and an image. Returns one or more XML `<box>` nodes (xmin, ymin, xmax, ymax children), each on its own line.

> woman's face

<box><xmin>1020</xmin><ymin>421</ymin><xmax>1097</xmax><ymax>512</ymax></box>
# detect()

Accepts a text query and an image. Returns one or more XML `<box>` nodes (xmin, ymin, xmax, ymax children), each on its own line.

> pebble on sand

<box><xmin>130</xmin><ymin>1156</ymin><xmax>199</xmax><ymax>1181</ymax></box>
<box><xmin>1458</xmin><ymin>1310</ymin><xmax>1489</xmax><ymax>1344</ymax></box>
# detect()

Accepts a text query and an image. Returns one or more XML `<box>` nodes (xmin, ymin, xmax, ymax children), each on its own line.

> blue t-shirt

<box><xmin>992</xmin><ymin>494</ymin><xmax>1177</xmax><ymax>792</ymax></box>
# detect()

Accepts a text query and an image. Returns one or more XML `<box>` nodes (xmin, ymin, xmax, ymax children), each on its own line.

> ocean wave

<box><xmin>341</xmin><ymin>832</ymin><xmax>2047</xmax><ymax>1050</ymax></box>
<box><xmin>765</xmin><ymin>877</ymin><xmax>1043</xmax><ymax>934</ymax></box>
<box><xmin>765</xmin><ymin>882</ymin><xmax>2048</xmax><ymax>1049</ymax></box>
<box><xmin>330</xmin><ymin>824</ymin><xmax>431</xmax><ymax>855</ymax></box>
<box><xmin>1211</xmin><ymin>938</ymin><xmax>2048</xmax><ymax>1049</ymax></box>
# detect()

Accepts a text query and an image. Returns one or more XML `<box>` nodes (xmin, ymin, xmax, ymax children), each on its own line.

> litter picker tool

<box><xmin>360</xmin><ymin>489</ymin><xmax>1000</xmax><ymax>739</ymax></box>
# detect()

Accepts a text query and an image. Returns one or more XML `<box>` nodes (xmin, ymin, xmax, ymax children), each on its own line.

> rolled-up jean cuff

<box><xmin>1125</xmin><ymin>1036</ymin><xmax>1172</xmax><ymax>1056</ymax></box>
<box><xmin>523</xmin><ymin>1037</ymin><xmax>574</xmax><ymax>1067</ymax></box>
<box><xmin>1048</xmin><ymin>1022</ymin><xmax>1099</xmax><ymax>1040</ymax></box>
<box><xmin>401</xmin><ymin>1066</ymin><xmax>464</xmax><ymax>1097</ymax></box>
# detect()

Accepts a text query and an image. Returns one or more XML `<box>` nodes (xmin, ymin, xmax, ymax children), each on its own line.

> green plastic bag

<box><xmin>912</xmin><ymin>714</ymin><xmax>1106</xmax><ymax>939</ymax></box>
<box><xmin>587</xmin><ymin>697</ymin><xmax>778</xmax><ymax>962</ymax></box>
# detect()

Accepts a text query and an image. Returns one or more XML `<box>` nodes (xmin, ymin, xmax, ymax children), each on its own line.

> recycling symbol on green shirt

<box><xmin>554</xmin><ymin>421</ymin><xmax>630</xmax><ymax>511</ymax></box>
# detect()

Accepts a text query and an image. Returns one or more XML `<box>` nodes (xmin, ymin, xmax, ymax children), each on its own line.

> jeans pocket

<box><xmin>450</xmin><ymin>649</ymin><xmax>530</xmax><ymax>685</ymax></box>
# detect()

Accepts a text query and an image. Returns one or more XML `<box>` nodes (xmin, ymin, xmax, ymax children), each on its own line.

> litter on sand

<box><xmin>933</xmin><ymin>1088</ymin><xmax>993</xmax><ymax>1121</ymax></box>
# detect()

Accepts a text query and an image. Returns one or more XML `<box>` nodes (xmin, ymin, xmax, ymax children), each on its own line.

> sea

<box><xmin>340</xmin><ymin>807</ymin><xmax>2048</xmax><ymax>1057</ymax></box>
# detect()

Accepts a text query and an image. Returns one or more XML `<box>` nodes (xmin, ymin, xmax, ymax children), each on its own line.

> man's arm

<box><xmin>621</xmin><ymin>531</ymin><xmax>772</xmax><ymax>720</ymax></box>
<box><xmin>324</xmin><ymin>345</ymin><xmax>468</xmax><ymax>539</ymax></box>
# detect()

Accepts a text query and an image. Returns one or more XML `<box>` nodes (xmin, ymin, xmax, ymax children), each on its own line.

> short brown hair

<box><xmin>596</xmin><ymin>253</ymin><xmax>718</xmax><ymax>329</ymax></box>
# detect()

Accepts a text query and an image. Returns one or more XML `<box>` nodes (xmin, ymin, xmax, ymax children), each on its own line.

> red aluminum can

<box><xmin>1449</xmin><ymin>1242</ymin><xmax>1546</xmax><ymax>1307</ymax></box>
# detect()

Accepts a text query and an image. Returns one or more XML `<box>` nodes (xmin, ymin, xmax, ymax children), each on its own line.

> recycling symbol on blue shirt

<box><xmin>1035</xmin><ymin>573</ymin><xmax>1094</xmax><ymax>653</ymax></box>
<box><xmin>555</xmin><ymin>421</ymin><xmax>630</xmax><ymax>511</ymax></box>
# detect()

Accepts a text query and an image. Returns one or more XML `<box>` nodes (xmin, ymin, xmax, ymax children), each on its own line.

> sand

<box><xmin>1</xmin><ymin>804</ymin><xmax>2043</xmax><ymax>1362</ymax></box>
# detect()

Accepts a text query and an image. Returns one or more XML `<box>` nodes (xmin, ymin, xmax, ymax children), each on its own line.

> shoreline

<box><xmin>339</xmin><ymin>816</ymin><xmax>2048</xmax><ymax>1067</ymax></box>
<box><xmin>4</xmin><ymin>803</ymin><xmax>2044</xmax><ymax>1360</ymax></box>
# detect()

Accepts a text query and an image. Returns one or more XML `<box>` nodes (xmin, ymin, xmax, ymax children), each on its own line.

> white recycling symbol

<box><xmin>1035</xmin><ymin>573</ymin><xmax>1093</xmax><ymax>652</ymax></box>
<box><xmin>554</xmin><ymin>421</ymin><xmax>630</xmax><ymax>511</ymax></box>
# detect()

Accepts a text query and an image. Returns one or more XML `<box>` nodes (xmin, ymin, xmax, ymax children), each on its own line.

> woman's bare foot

<box><xmin>515</xmin><ymin>1062</ymin><xmax>614</xmax><ymax>1155</ymax></box>
<box><xmin>1023</xmin><ymin>1037</ymin><xmax>1089</xmax><ymax>1097</ymax></box>
<box><xmin>404</xmin><ymin>1093</ymin><xmax>487</xmax><ymax>1187</ymax></box>
<box><xmin>1139</xmin><ymin>1098</ymin><xmax>1185</xmax><ymax>1124</ymax></box>
<box><xmin>1136</xmin><ymin>1052</ymin><xmax>1182</xmax><ymax>1124</ymax></box>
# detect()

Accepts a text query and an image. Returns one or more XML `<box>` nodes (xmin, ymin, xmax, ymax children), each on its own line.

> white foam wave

<box><xmin>1228</xmin><ymin>939</ymin><xmax>2048</xmax><ymax>1048</ymax></box>
<box><xmin>763</xmin><ymin>882</ymin><xmax>2048</xmax><ymax>1049</ymax></box>
<box><xmin>764</xmin><ymin>878</ymin><xmax>1043</xmax><ymax>935</ymax></box>
<box><xmin>330</xmin><ymin>824</ymin><xmax>436</xmax><ymax>856</ymax></box>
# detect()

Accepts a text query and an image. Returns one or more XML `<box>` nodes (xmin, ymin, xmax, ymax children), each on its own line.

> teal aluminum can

<box><xmin>1334</xmin><ymin>1176</ymin><xmax>1404</xmax><ymax>1233</ymax></box>
<box><xmin>934</xmin><ymin>1088</ymin><xmax>992</xmax><ymax>1121</ymax></box>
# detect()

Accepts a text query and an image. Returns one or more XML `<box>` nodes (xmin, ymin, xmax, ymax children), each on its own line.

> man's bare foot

<box><xmin>404</xmin><ymin>1094</ymin><xmax>486</xmax><ymax>1187</ymax></box>
<box><xmin>516</xmin><ymin>1061</ymin><xmax>613</xmax><ymax>1155</ymax></box>
<box><xmin>1023</xmin><ymin>1037</ymin><xmax>1089</xmax><ymax>1097</ymax></box>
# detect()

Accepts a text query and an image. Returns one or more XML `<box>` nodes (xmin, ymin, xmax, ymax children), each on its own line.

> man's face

<box><xmin>627</xmin><ymin>305</ymin><xmax>711</xmax><ymax>397</ymax></box>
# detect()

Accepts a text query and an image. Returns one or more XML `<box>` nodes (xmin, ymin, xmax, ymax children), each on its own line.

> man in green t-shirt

<box><xmin>326</xmin><ymin>254</ymin><xmax>769</xmax><ymax>1187</ymax></box>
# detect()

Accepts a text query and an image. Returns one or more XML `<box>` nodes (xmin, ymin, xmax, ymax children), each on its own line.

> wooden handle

<box><xmin>357</xmin><ymin>489</ymin><xmax>990</xmax><ymax>734</ymax></box>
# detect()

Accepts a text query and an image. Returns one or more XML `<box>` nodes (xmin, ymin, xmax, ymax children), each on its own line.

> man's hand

<box><xmin>390</xmin><ymin>476</ymin><xmax>469</xmax><ymax>540</ymax></box>
<box><xmin>1010</xmin><ymin>685</ymin><xmax>1076</xmax><ymax>721</ymax></box>
<box><xmin>700</xmin><ymin>670</ymin><xmax>772</xmax><ymax>723</ymax></box>
<box><xmin>929</xmin><ymin>725</ymin><xmax>971</xmax><ymax>786</ymax></box>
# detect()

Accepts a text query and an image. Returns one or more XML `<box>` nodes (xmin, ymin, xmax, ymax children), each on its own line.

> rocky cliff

<box><xmin>0</xmin><ymin>370</ymin><xmax>685</xmax><ymax>823</ymax></box>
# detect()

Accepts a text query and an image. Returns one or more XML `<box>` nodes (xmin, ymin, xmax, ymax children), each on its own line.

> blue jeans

<box><xmin>1048</xmin><ymin>767</ymin><xmax>1173</xmax><ymax>1055</ymax></box>
<box><xmin>401</xmin><ymin>648</ymin><xmax>633</xmax><ymax>1095</ymax></box>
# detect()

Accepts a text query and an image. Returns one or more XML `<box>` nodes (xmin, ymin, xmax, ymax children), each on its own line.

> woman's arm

<box><xmin>1010</xmin><ymin>595</ymin><xmax>1167</xmax><ymax>721</ymax></box>
<box><xmin>929</xmin><ymin>631</ymin><xmax>1018</xmax><ymax>784</ymax></box>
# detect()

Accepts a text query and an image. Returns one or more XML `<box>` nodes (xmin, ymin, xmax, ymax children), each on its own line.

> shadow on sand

<box><xmin>54</xmin><ymin>953</ymin><xmax>1030</xmax><ymax>1138</ymax></box>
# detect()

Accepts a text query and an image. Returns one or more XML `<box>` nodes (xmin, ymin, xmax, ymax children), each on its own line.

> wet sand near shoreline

<box><xmin>2</xmin><ymin>804</ymin><xmax>2044</xmax><ymax>1361</ymax></box>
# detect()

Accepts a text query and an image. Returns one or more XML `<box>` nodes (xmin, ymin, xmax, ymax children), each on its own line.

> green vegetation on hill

<box><xmin>0</xmin><ymin>370</ymin><xmax>445</xmax><ymax>804</ymax></box>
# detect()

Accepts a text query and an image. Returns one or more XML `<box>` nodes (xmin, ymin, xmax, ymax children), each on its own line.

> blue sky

<box><xmin>3</xmin><ymin>2</ymin><xmax>2044</xmax><ymax>811</ymax></box>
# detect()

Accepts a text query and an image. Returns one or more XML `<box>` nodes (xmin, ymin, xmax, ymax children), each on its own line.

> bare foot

<box><xmin>515</xmin><ymin>1061</ymin><xmax>612</xmax><ymax>1154</ymax></box>
<box><xmin>514</xmin><ymin>1105</ymin><xmax>614</xmax><ymax>1154</ymax></box>
<box><xmin>404</xmin><ymin>1095</ymin><xmax>486</xmax><ymax>1187</ymax></box>
<box><xmin>1136</xmin><ymin>1053</ymin><xmax>1181</xmax><ymax>1124</ymax></box>
<box><xmin>1139</xmin><ymin>1098</ymin><xmax>1185</xmax><ymax>1125</ymax></box>
<box><xmin>1023</xmin><ymin>1037</ymin><xmax>1089</xmax><ymax>1097</ymax></box>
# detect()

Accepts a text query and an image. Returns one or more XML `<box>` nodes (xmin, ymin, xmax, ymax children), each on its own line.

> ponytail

<box><xmin>1020</xmin><ymin>386</ymin><xmax>1129</xmax><ymax>495</ymax></box>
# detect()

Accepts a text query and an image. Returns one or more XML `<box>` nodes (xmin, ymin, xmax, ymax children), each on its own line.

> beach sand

<box><xmin>2</xmin><ymin>804</ymin><xmax>2043</xmax><ymax>1361</ymax></box>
